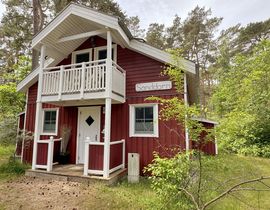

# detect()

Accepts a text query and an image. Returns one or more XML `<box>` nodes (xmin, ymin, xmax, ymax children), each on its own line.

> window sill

<box><xmin>40</xmin><ymin>132</ymin><xmax>57</xmax><ymax>136</ymax></box>
<box><xmin>130</xmin><ymin>133</ymin><xmax>159</xmax><ymax>138</ymax></box>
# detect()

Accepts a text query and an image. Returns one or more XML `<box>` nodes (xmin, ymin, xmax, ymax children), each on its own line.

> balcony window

<box><xmin>72</xmin><ymin>49</ymin><xmax>92</xmax><ymax>64</ymax></box>
<box><xmin>94</xmin><ymin>45</ymin><xmax>117</xmax><ymax>62</ymax></box>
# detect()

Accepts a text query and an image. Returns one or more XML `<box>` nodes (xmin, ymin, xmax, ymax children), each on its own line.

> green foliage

<box><xmin>0</xmin><ymin>159</ymin><xmax>29</xmax><ymax>175</ymax></box>
<box><xmin>212</xmin><ymin>40</ymin><xmax>270</xmax><ymax>157</ymax></box>
<box><xmin>145</xmin><ymin>152</ymin><xmax>195</xmax><ymax>209</ymax></box>
<box><xmin>146</xmin><ymin>23</ymin><xmax>166</xmax><ymax>50</ymax></box>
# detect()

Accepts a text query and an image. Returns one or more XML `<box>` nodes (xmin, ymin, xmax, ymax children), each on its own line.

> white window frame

<box><xmin>71</xmin><ymin>48</ymin><xmax>93</xmax><ymax>64</ymax></box>
<box><xmin>129</xmin><ymin>103</ymin><xmax>159</xmax><ymax>138</ymax></box>
<box><xmin>41</xmin><ymin>108</ymin><xmax>59</xmax><ymax>136</ymax></box>
<box><xmin>94</xmin><ymin>44</ymin><xmax>117</xmax><ymax>62</ymax></box>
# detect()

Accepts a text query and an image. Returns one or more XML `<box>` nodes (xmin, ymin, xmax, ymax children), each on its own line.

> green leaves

<box><xmin>212</xmin><ymin>40</ymin><xmax>270</xmax><ymax>157</ymax></box>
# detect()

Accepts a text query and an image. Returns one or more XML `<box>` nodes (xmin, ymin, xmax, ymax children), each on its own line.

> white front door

<box><xmin>77</xmin><ymin>106</ymin><xmax>101</xmax><ymax>164</ymax></box>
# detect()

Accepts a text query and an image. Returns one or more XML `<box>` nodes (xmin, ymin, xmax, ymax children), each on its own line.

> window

<box><xmin>42</xmin><ymin>109</ymin><xmax>59</xmax><ymax>135</ymax></box>
<box><xmin>72</xmin><ymin>49</ymin><xmax>92</xmax><ymax>64</ymax></box>
<box><xmin>94</xmin><ymin>45</ymin><xmax>117</xmax><ymax>63</ymax></box>
<box><xmin>129</xmin><ymin>104</ymin><xmax>159</xmax><ymax>137</ymax></box>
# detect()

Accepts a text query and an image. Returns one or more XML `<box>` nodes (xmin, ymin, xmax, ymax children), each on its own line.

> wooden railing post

<box><xmin>84</xmin><ymin>137</ymin><xmax>90</xmax><ymax>176</ymax></box>
<box><xmin>122</xmin><ymin>139</ymin><xmax>125</xmax><ymax>169</ymax></box>
<box><xmin>58</xmin><ymin>65</ymin><xmax>64</xmax><ymax>100</ymax></box>
<box><xmin>80</xmin><ymin>62</ymin><xmax>86</xmax><ymax>99</ymax></box>
<box><xmin>47</xmin><ymin>136</ymin><xmax>54</xmax><ymax>172</ymax></box>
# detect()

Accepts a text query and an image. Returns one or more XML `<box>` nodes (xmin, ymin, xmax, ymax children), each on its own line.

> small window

<box><xmin>129</xmin><ymin>104</ymin><xmax>159</xmax><ymax>137</ymax></box>
<box><xmin>71</xmin><ymin>49</ymin><xmax>92</xmax><ymax>64</ymax></box>
<box><xmin>75</xmin><ymin>53</ymin><xmax>90</xmax><ymax>63</ymax></box>
<box><xmin>42</xmin><ymin>109</ymin><xmax>59</xmax><ymax>135</ymax></box>
<box><xmin>95</xmin><ymin>45</ymin><xmax>117</xmax><ymax>63</ymax></box>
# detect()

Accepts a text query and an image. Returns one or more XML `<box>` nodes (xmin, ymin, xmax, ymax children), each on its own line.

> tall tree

<box><xmin>0</xmin><ymin>0</ymin><xmax>32</xmax><ymax>82</ymax></box>
<box><xmin>165</xmin><ymin>15</ymin><xmax>182</xmax><ymax>49</ymax></box>
<box><xmin>125</xmin><ymin>16</ymin><xmax>145</xmax><ymax>38</ymax></box>
<box><xmin>180</xmin><ymin>6</ymin><xmax>222</xmax><ymax>112</ymax></box>
<box><xmin>146</xmin><ymin>23</ymin><xmax>166</xmax><ymax>49</ymax></box>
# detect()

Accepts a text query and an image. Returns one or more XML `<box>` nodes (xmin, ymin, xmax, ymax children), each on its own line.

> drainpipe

<box><xmin>184</xmin><ymin>72</ymin><xmax>189</xmax><ymax>152</ymax></box>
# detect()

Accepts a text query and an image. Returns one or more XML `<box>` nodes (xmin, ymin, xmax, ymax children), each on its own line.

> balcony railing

<box><xmin>41</xmin><ymin>59</ymin><xmax>125</xmax><ymax>102</ymax></box>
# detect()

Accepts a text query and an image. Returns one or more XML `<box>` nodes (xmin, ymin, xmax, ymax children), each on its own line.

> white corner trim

<box><xmin>129</xmin><ymin>103</ymin><xmax>159</xmax><ymax>138</ymax></box>
<box><xmin>40</xmin><ymin>108</ymin><xmax>59</xmax><ymax>136</ymax></box>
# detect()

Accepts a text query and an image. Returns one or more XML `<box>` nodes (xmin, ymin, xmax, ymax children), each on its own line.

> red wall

<box><xmin>23</xmin><ymin>36</ymin><xmax>216</xmax><ymax>173</ymax></box>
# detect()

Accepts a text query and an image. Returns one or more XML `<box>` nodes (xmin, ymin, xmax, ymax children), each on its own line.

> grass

<box><xmin>0</xmin><ymin>143</ymin><xmax>269</xmax><ymax>209</ymax></box>
<box><xmin>0</xmin><ymin>144</ymin><xmax>29</xmax><ymax>180</ymax></box>
<box><xmin>83</xmin><ymin>154</ymin><xmax>270</xmax><ymax>210</ymax></box>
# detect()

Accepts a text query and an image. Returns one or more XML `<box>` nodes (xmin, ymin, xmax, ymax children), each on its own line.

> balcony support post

<box><xmin>103</xmin><ymin>98</ymin><xmax>111</xmax><ymax>178</ymax></box>
<box><xmin>106</xmin><ymin>29</ymin><xmax>113</xmax><ymax>98</ymax></box>
<box><xmin>32</xmin><ymin>44</ymin><xmax>46</xmax><ymax>170</ymax></box>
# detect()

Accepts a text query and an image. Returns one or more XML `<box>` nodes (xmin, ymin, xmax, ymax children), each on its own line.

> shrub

<box><xmin>0</xmin><ymin>159</ymin><xmax>29</xmax><ymax>175</ymax></box>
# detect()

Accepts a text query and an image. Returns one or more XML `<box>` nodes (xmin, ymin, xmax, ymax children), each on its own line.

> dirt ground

<box><xmin>0</xmin><ymin>176</ymin><xmax>102</xmax><ymax>210</ymax></box>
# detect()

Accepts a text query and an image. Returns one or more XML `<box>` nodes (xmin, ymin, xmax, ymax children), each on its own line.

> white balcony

<box><xmin>41</xmin><ymin>59</ymin><xmax>126</xmax><ymax>105</ymax></box>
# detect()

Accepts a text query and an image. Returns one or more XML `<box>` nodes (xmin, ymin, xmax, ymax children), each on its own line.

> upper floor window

<box><xmin>72</xmin><ymin>49</ymin><xmax>92</xmax><ymax>64</ymax></box>
<box><xmin>94</xmin><ymin>45</ymin><xmax>117</xmax><ymax>62</ymax></box>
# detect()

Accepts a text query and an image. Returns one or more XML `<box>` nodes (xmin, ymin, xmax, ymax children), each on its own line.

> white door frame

<box><xmin>76</xmin><ymin>106</ymin><xmax>101</xmax><ymax>164</ymax></box>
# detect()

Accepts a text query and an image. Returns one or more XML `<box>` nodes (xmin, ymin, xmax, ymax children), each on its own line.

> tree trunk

<box><xmin>32</xmin><ymin>0</ymin><xmax>44</xmax><ymax>70</ymax></box>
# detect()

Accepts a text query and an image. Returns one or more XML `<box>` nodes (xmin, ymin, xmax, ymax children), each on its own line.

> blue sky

<box><xmin>0</xmin><ymin>0</ymin><xmax>269</xmax><ymax>32</ymax></box>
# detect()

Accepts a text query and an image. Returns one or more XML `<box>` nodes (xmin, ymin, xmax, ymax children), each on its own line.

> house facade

<box><xmin>17</xmin><ymin>4</ymin><xmax>217</xmax><ymax>178</ymax></box>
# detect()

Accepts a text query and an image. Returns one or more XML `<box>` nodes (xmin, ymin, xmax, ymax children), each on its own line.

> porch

<box><xmin>26</xmin><ymin>164</ymin><xmax>127</xmax><ymax>185</ymax></box>
<box><xmin>32</xmin><ymin>136</ymin><xmax>126</xmax><ymax>179</ymax></box>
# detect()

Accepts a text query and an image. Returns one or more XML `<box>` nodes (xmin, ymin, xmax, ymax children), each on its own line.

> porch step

<box><xmin>25</xmin><ymin>166</ymin><xmax>127</xmax><ymax>185</ymax></box>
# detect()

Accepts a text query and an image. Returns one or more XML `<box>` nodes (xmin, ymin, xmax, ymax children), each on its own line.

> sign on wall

<box><xmin>135</xmin><ymin>81</ymin><xmax>172</xmax><ymax>92</ymax></box>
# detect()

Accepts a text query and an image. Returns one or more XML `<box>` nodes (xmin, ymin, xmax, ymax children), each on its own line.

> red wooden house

<box><xmin>17</xmin><ymin>4</ymin><xmax>217</xmax><ymax>178</ymax></box>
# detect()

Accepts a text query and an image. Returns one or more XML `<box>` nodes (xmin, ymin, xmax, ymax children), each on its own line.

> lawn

<box><xmin>0</xmin><ymin>144</ymin><xmax>270</xmax><ymax>210</ymax></box>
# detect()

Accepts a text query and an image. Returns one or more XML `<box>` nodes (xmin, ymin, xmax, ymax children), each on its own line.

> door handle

<box><xmin>95</xmin><ymin>135</ymin><xmax>97</xmax><ymax>141</ymax></box>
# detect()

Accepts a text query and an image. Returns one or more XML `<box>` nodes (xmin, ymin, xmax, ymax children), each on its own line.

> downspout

<box><xmin>184</xmin><ymin>72</ymin><xmax>189</xmax><ymax>152</ymax></box>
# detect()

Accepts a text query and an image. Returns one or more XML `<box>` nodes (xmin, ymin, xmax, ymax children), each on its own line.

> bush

<box><xmin>0</xmin><ymin>159</ymin><xmax>29</xmax><ymax>175</ymax></box>
<box><xmin>144</xmin><ymin>152</ymin><xmax>196</xmax><ymax>209</ymax></box>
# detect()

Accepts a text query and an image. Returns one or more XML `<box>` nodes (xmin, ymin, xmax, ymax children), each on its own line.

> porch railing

<box><xmin>34</xmin><ymin>136</ymin><xmax>62</xmax><ymax>172</ymax></box>
<box><xmin>84</xmin><ymin>137</ymin><xmax>125</xmax><ymax>177</ymax></box>
<box><xmin>41</xmin><ymin>59</ymin><xmax>125</xmax><ymax>99</ymax></box>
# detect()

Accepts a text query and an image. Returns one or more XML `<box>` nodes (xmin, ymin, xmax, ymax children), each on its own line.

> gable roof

<box><xmin>17</xmin><ymin>3</ymin><xmax>195</xmax><ymax>92</ymax></box>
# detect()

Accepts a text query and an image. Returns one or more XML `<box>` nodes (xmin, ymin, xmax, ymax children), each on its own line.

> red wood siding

<box><xmin>23</xmin><ymin>83</ymin><xmax>78</xmax><ymax>164</ymax></box>
<box><xmin>23</xmin><ymin>36</ymin><xmax>216</xmax><ymax>174</ymax></box>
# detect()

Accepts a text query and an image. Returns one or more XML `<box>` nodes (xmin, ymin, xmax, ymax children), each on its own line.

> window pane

<box><xmin>43</xmin><ymin>110</ymin><xmax>57</xmax><ymax>133</ymax></box>
<box><xmin>145</xmin><ymin>107</ymin><xmax>153</xmax><ymax>119</ymax></box>
<box><xmin>135</xmin><ymin>107</ymin><xmax>144</xmax><ymax>119</ymax></box>
<box><xmin>76</xmin><ymin>53</ymin><xmax>89</xmax><ymax>63</ymax></box>
<box><xmin>98</xmin><ymin>49</ymin><xmax>114</xmax><ymax>60</ymax></box>
<box><xmin>134</xmin><ymin>106</ymin><xmax>154</xmax><ymax>134</ymax></box>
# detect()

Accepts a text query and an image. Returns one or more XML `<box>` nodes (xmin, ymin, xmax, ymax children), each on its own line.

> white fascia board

<box><xmin>129</xmin><ymin>40</ymin><xmax>195</xmax><ymax>74</ymax></box>
<box><xmin>32</xmin><ymin>4</ymin><xmax>130</xmax><ymax>50</ymax></box>
<box><xmin>191</xmin><ymin>117</ymin><xmax>219</xmax><ymax>125</ymax></box>
<box><xmin>32</xmin><ymin>6</ymin><xmax>73</xmax><ymax>48</ymax></box>
<box><xmin>17</xmin><ymin>66</ymin><xmax>40</xmax><ymax>92</ymax></box>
